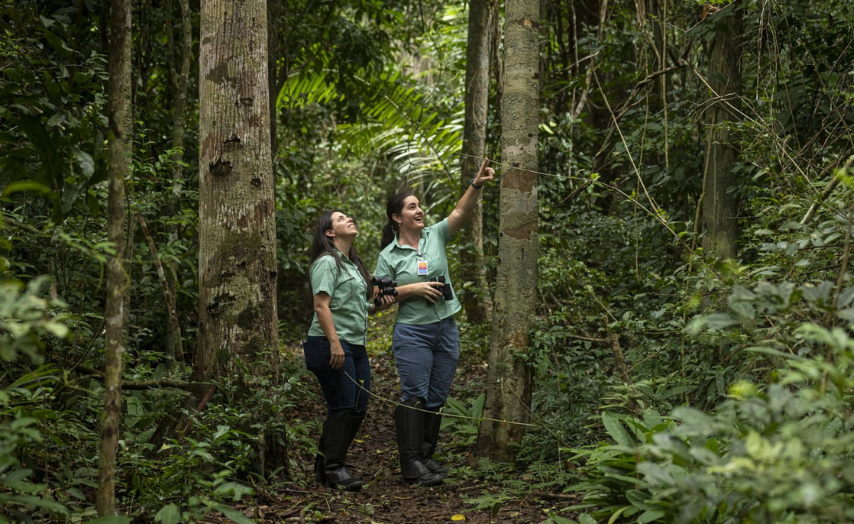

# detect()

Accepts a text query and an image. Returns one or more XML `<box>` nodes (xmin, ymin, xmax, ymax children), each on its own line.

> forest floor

<box><xmin>238</xmin><ymin>345</ymin><xmax>579</xmax><ymax>524</ymax></box>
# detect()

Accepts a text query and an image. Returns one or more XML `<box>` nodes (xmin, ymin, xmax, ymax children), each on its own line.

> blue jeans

<box><xmin>392</xmin><ymin>317</ymin><xmax>460</xmax><ymax>408</ymax></box>
<box><xmin>303</xmin><ymin>336</ymin><xmax>370</xmax><ymax>415</ymax></box>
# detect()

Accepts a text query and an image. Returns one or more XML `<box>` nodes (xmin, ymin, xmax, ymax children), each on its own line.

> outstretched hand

<box><xmin>473</xmin><ymin>158</ymin><xmax>495</xmax><ymax>186</ymax></box>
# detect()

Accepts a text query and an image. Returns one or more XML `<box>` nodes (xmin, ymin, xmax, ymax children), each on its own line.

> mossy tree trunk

<box><xmin>460</xmin><ymin>0</ymin><xmax>493</xmax><ymax>326</ymax></box>
<box><xmin>476</xmin><ymin>0</ymin><xmax>539</xmax><ymax>463</ymax></box>
<box><xmin>196</xmin><ymin>0</ymin><xmax>279</xmax><ymax>383</ymax></box>
<box><xmin>701</xmin><ymin>2</ymin><xmax>743</xmax><ymax>259</ymax></box>
<box><xmin>96</xmin><ymin>0</ymin><xmax>131</xmax><ymax>515</ymax></box>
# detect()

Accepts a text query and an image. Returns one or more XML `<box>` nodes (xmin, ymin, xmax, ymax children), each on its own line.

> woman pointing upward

<box><xmin>376</xmin><ymin>159</ymin><xmax>495</xmax><ymax>486</ymax></box>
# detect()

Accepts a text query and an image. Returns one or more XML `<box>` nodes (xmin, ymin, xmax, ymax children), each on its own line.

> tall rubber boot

<box><xmin>349</xmin><ymin>410</ymin><xmax>365</xmax><ymax>447</ymax></box>
<box><xmin>422</xmin><ymin>406</ymin><xmax>449</xmax><ymax>477</ymax></box>
<box><xmin>321</xmin><ymin>409</ymin><xmax>363</xmax><ymax>491</ymax></box>
<box><xmin>395</xmin><ymin>398</ymin><xmax>442</xmax><ymax>486</ymax></box>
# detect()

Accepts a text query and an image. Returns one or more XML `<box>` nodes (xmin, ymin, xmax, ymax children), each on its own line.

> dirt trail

<box><xmin>248</xmin><ymin>351</ymin><xmax>560</xmax><ymax>523</ymax></box>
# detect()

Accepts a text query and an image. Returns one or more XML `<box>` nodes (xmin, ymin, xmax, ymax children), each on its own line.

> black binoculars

<box><xmin>372</xmin><ymin>276</ymin><xmax>398</xmax><ymax>306</ymax></box>
<box><xmin>429</xmin><ymin>275</ymin><xmax>454</xmax><ymax>301</ymax></box>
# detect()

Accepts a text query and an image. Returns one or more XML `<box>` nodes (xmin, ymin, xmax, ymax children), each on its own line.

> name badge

<box><xmin>417</xmin><ymin>260</ymin><xmax>428</xmax><ymax>276</ymax></box>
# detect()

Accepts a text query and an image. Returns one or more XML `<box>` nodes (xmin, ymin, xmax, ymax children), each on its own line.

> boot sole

<box><xmin>404</xmin><ymin>477</ymin><xmax>443</xmax><ymax>487</ymax></box>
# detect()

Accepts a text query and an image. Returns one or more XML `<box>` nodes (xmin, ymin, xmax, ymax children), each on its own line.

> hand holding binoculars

<box><xmin>372</xmin><ymin>276</ymin><xmax>398</xmax><ymax>306</ymax></box>
<box><xmin>428</xmin><ymin>275</ymin><xmax>454</xmax><ymax>301</ymax></box>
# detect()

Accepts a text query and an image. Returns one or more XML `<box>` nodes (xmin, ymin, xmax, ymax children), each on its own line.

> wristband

<box><xmin>470</xmin><ymin>178</ymin><xmax>483</xmax><ymax>189</ymax></box>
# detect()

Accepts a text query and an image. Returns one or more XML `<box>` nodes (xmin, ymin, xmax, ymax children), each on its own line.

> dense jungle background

<box><xmin>2</xmin><ymin>0</ymin><xmax>854</xmax><ymax>522</ymax></box>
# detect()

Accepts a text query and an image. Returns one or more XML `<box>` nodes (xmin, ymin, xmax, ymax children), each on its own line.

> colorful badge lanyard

<box><xmin>416</xmin><ymin>240</ymin><xmax>428</xmax><ymax>276</ymax></box>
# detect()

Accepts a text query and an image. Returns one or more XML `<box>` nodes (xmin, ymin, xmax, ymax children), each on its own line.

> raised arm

<box><xmin>447</xmin><ymin>158</ymin><xmax>495</xmax><ymax>237</ymax></box>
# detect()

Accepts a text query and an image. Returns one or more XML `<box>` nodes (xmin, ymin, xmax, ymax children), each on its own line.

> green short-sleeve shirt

<box><xmin>307</xmin><ymin>252</ymin><xmax>369</xmax><ymax>345</ymax></box>
<box><xmin>375</xmin><ymin>218</ymin><xmax>461</xmax><ymax>325</ymax></box>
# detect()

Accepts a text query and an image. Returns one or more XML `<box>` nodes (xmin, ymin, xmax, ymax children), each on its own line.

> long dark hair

<box><xmin>310</xmin><ymin>210</ymin><xmax>373</xmax><ymax>301</ymax></box>
<box><xmin>380</xmin><ymin>192</ymin><xmax>414</xmax><ymax>250</ymax></box>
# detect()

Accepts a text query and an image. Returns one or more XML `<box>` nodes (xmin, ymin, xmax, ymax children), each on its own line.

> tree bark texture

<box><xmin>268</xmin><ymin>0</ymin><xmax>281</xmax><ymax>159</ymax></box>
<box><xmin>476</xmin><ymin>0</ymin><xmax>539</xmax><ymax>463</ymax></box>
<box><xmin>460</xmin><ymin>0</ymin><xmax>493</xmax><ymax>326</ymax></box>
<box><xmin>96</xmin><ymin>0</ymin><xmax>131</xmax><ymax>516</ymax></box>
<box><xmin>196</xmin><ymin>0</ymin><xmax>279</xmax><ymax>383</ymax></box>
<box><xmin>701</xmin><ymin>2</ymin><xmax>742</xmax><ymax>259</ymax></box>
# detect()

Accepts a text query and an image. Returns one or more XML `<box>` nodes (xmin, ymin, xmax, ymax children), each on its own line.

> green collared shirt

<box><xmin>307</xmin><ymin>251</ymin><xmax>369</xmax><ymax>345</ymax></box>
<box><xmin>375</xmin><ymin>218</ymin><xmax>461</xmax><ymax>325</ymax></box>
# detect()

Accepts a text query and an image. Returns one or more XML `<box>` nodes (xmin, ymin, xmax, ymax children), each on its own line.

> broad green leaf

<box><xmin>578</xmin><ymin>514</ymin><xmax>597</xmax><ymax>524</ymax></box>
<box><xmin>602</xmin><ymin>412</ymin><xmax>634</xmax><ymax>447</ymax></box>
<box><xmin>155</xmin><ymin>503</ymin><xmax>181</xmax><ymax>524</ymax></box>
<box><xmin>214</xmin><ymin>482</ymin><xmax>255</xmax><ymax>501</ymax></box>
<box><xmin>638</xmin><ymin>510</ymin><xmax>665</xmax><ymax>523</ymax></box>
<box><xmin>213</xmin><ymin>503</ymin><xmax>256</xmax><ymax>524</ymax></box>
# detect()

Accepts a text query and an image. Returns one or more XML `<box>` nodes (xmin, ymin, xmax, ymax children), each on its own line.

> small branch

<box><xmin>123</xmin><ymin>379</ymin><xmax>207</xmax><ymax>391</ymax></box>
<box><xmin>829</xmin><ymin>196</ymin><xmax>854</xmax><ymax>326</ymax></box>
<box><xmin>570</xmin><ymin>0</ymin><xmax>609</xmax><ymax>120</ymax></box>
<box><xmin>530</xmin><ymin>492</ymin><xmax>578</xmax><ymax>501</ymax></box>
<box><xmin>566</xmin><ymin>333</ymin><xmax>607</xmax><ymax>343</ymax></box>
<box><xmin>801</xmin><ymin>154</ymin><xmax>854</xmax><ymax>225</ymax></box>
<box><xmin>607</xmin><ymin>332</ymin><xmax>632</xmax><ymax>385</ymax></box>
<box><xmin>593</xmin><ymin>61</ymin><xmax>687</xmax><ymax>173</ymax></box>
<box><xmin>558</xmin><ymin>179</ymin><xmax>592</xmax><ymax>206</ymax></box>
<box><xmin>181</xmin><ymin>385</ymin><xmax>217</xmax><ymax>439</ymax></box>
<box><xmin>136</xmin><ymin>214</ymin><xmax>184</xmax><ymax>367</ymax></box>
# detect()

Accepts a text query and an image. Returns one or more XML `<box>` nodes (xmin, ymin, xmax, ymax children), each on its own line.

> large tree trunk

<box><xmin>196</xmin><ymin>0</ymin><xmax>279</xmax><ymax>382</ymax></box>
<box><xmin>96</xmin><ymin>0</ymin><xmax>131</xmax><ymax>515</ymax></box>
<box><xmin>475</xmin><ymin>0</ymin><xmax>539</xmax><ymax>463</ymax></box>
<box><xmin>459</xmin><ymin>0</ymin><xmax>493</xmax><ymax>326</ymax></box>
<box><xmin>700</xmin><ymin>2</ymin><xmax>742</xmax><ymax>259</ymax></box>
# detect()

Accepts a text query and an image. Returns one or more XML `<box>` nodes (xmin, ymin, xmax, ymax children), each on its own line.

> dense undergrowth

<box><xmin>3</xmin><ymin>0</ymin><xmax>854</xmax><ymax>522</ymax></box>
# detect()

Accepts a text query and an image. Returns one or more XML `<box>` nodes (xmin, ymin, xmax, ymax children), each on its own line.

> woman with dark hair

<box><xmin>305</xmin><ymin>210</ymin><xmax>393</xmax><ymax>491</ymax></box>
<box><xmin>376</xmin><ymin>160</ymin><xmax>495</xmax><ymax>486</ymax></box>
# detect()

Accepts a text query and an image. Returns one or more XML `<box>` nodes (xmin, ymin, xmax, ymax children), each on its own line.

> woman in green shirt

<box><xmin>305</xmin><ymin>210</ymin><xmax>393</xmax><ymax>491</ymax></box>
<box><xmin>376</xmin><ymin>160</ymin><xmax>495</xmax><ymax>486</ymax></box>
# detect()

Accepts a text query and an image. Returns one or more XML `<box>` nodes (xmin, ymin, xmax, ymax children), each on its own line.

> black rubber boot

<box><xmin>349</xmin><ymin>411</ymin><xmax>366</xmax><ymax>446</ymax></box>
<box><xmin>320</xmin><ymin>409</ymin><xmax>363</xmax><ymax>491</ymax></box>
<box><xmin>395</xmin><ymin>398</ymin><xmax>443</xmax><ymax>486</ymax></box>
<box><xmin>422</xmin><ymin>406</ymin><xmax>449</xmax><ymax>477</ymax></box>
<box><xmin>313</xmin><ymin>451</ymin><xmax>325</xmax><ymax>484</ymax></box>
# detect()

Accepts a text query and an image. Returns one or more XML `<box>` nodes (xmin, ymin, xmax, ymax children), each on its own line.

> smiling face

<box><xmin>326</xmin><ymin>211</ymin><xmax>358</xmax><ymax>240</ymax></box>
<box><xmin>393</xmin><ymin>196</ymin><xmax>425</xmax><ymax>233</ymax></box>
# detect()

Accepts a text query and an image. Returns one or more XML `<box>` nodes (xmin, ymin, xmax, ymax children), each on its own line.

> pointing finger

<box><xmin>478</xmin><ymin>158</ymin><xmax>489</xmax><ymax>176</ymax></box>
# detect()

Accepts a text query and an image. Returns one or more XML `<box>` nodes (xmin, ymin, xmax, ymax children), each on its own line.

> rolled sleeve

<box><xmin>434</xmin><ymin>218</ymin><xmax>451</xmax><ymax>244</ymax></box>
<box><xmin>375</xmin><ymin>253</ymin><xmax>393</xmax><ymax>279</ymax></box>
<box><xmin>310</xmin><ymin>256</ymin><xmax>337</xmax><ymax>297</ymax></box>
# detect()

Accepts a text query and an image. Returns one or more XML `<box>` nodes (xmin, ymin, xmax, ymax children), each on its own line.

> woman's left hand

<box><xmin>473</xmin><ymin>158</ymin><xmax>495</xmax><ymax>186</ymax></box>
<box><xmin>373</xmin><ymin>294</ymin><xmax>396</xmax><ymax>312</ymax></box>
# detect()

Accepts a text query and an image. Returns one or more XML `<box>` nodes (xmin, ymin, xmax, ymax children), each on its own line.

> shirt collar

<box><xmin>392</xmin><ymin>229</ymin><xmax>428</xmax><ymax>251</ymax></box>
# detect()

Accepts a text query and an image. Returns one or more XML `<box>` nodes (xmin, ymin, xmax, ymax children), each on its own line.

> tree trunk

<box><xmin>268</xmin><ymin>0</ymin><xmax>281</xmax><ymax>160</ymax></box>
<box><xmin>475</xmin><ymin>0</ymin><xmax>539</xmax><ymax>463</ymax></box>
<box><xmin>170</xmin><ymin>0</ymin><xmax>191</xmax><ymax>203</ymax></box>
<box><xmin>459</xmin><ymin>0</ymin><xmax>493</xmax><ymax>326</ymax></box>
<box><xmin>164</xmin><ymin>0</ymin><xmax>192</xmax><ymax>367</ymax></box>
<box><xmin>96</xmin><ymin>0</ymin><xmax>131</xmax><ymax>515</ymax></box>
<box><xmin>700</xmin><ymin>2</ymin><xmax>742</xmax><ymax>259</ymax></box>
<box><xmin>196</xmin><ymin>0</ymin><xmax>279</xmax><ymax>383</ymax></box>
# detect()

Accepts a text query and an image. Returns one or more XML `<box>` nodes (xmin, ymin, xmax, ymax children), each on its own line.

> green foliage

<box><xmin>0</xmin><ymin>276</ymin><xmax>68</xmax><ymax>364</ymax></box>
<box><xmin>563</xmin><ymin>272</ymin><xmax>854</xmax><ymax>523</ymax></box>
<box><xmin>443</xmin><ymin>393</ymin><xmax>485</xmax><ymax>447</ymax></box>
<box><xmin>0</xmin><ymin>0</ymin><xmax>109</xmax><ymax>223</ymax></box>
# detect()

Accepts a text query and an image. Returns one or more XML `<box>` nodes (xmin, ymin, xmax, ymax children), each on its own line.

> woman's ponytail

<box><xmin>380</xmin><ymin>221</ymin><xmax>396</xmax><ymax>250</ymax></box>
